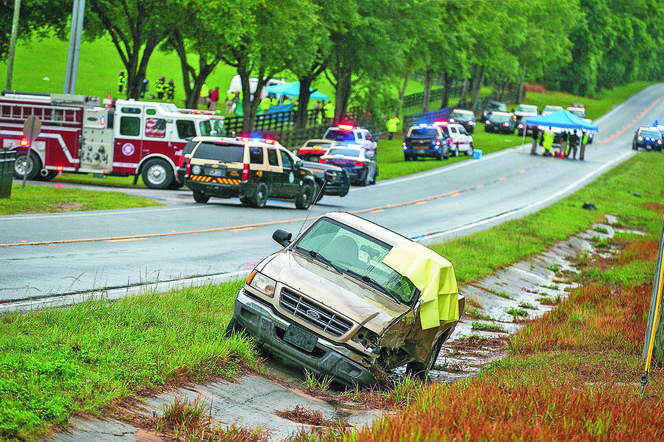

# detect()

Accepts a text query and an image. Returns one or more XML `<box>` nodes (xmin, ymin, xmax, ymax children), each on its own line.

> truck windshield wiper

<box><xmin>297</xmin><ymin>247</ymin><xmax>343</xmax><ymax>274</ymax></box>
<box><xmin>344</xmin><ymin>269</ymin><xmax>401</xmax><ymax>303</ymax></box>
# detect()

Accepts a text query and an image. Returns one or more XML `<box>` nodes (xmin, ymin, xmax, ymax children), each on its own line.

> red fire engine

<box><xmin>0</xmin><ymin>91</ymin><xmax>225</xmax><ymax>188</ymax></box>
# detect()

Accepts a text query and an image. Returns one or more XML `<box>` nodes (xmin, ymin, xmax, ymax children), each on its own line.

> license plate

<box><xmin>416</xmin><ymin>149</ymin><xmax>426</xmax><ymax>154</ymax></box>
<box><xmin>207</xmin><ymin>168</ymin><xmax>226</xmax><ymax>177</ymax></box>
<box><xmin>283</xmin><ymin>325</ymin><xmax>317</xmax><ymax>352</ymax></box>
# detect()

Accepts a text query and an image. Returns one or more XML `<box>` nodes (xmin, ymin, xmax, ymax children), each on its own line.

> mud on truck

<box><xmin>0</xmin><ymin>91</ymin><xmax>225</xmax><ymax>189</ymax></box>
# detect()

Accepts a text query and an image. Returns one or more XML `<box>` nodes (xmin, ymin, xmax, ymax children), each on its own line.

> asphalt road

<box><xmin>2</xmin><ymin>84</ymin><xmax>663</xmax><ymax>306</ymax></box>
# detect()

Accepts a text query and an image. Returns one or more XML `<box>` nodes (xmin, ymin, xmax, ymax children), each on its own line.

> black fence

<box><xmin>222</xmin><ymin>86</ymin><xmax>466</xmax><ymax>148</ymax></box>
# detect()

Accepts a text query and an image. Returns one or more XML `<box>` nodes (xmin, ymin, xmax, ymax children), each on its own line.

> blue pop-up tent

<box><xmin>525</xmin><ymin>110</ymin><xmax>598</xmax><ymax>132</ymax></box>
<box><xmin>263</xmin><ymin>81</ymin><xmax>329</xmax><ymax>101</ymax></box>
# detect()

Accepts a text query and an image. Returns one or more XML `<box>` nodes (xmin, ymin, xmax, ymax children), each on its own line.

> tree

<box><xmin>0</xmin><ymin>0</ymin><xmax>71</xmax><ymax>62</ymax></box>
<box><xmin>217</xmin><ymin>0</ymin><xmax>317</xmax><ymax>132</ymax></box>
<box><xmin>86</xmin><ymin>0</ymin><xmax>188</xmax><ymax>99</ymax></box>
<box><xmin>162</xmin><ymin>0</ymin><xmax>250</xmax><ymax>109</ymax></box>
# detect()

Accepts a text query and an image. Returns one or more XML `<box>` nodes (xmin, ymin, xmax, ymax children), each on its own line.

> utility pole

<box><xmin>5</xmin><ymin>0</ymin><xmax>21</xmax><ymax>91</ymax></box>
<box><xmin>64</xmin><ymin>0</ymin><xmax>86</xmax><ymax>95</ymax></box>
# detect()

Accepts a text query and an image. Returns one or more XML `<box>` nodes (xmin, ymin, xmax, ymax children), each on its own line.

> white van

<box><xmin>228</xmin><ymin>75</ymin><xmax>287</xmax><ymax>100</ymax></box>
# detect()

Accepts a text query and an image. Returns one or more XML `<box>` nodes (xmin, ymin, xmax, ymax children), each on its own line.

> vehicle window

<box><xmin>120</xmin><ymin>116</ymin><xmax>140</xmax><ymax>136</ymax></box>
<box><xmin>267</xmin><ymin>148</ymin><xmax>279</xmax><ymax>166</ymax></box>
<box><xmin>176</xmin><ymin>120</ymin><xmax>196</xmax><ymax>139</ymax></box>
<box><xmin>440</xmin><ymin>126</ymin><xmax>450</xmax><ymax>135</ymax></box>
<box><xmin>249</xmin><ymin>146</ymin><xmax>264</xmax><ymax>164</ymax></box>
<box><xmin>459</xmin><ymin>127</ymin><xmax>469</xmax><ymax>135</ymax></box>
<box><xmin>280</xmin><ymin>150</ymin><xmax>293</xmax><ymax>168</ymax></box>
<box><xmin>357</xmin><ymin>131</ymin><xmax>364</xmax><ymax>140</ymax></box>
<box><xmin>411</xmin><ymin>128</ymin><xmax>438</xmax><ymax>137</ymax></box>
<box><xmin>294</xmin><ymin>218</ymin><xmax>418</xmax><ymax>304</ymax></box>
<box><xmin>194</xmin><ymin>142</ymin><xmax>244</xmax><ymax>162</ymax></box>
<box><xmin>325</xmin><ymin>129</ymin><xmax>355</xmax><ymax>142</ymax></box>
<box><xmin>640</xmin><ymin>130</ymin><xmax>660</xmax><ymax>137</ymax></box>
<box><xmin>328</xmin><ymin>148</ymin><xmax>361</xmax><ymax>157</ymax></box>
<box><xmin>182</xmin><ymin>140</ymin><xmax>198</xmax><ymax>156</ymax></box>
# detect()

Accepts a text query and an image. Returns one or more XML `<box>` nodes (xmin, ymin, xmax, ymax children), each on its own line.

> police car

<box><xmin>322</xmin><ymin>124</ymin><xmax>378</xmax><ymax>159</ymax></box>
<box><xmin>184</xmin><ymin>136</ymin><xmax>317</xmax><ymax>208</ymax></box>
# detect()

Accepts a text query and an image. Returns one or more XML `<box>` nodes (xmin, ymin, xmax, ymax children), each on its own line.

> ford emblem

<box><xmin>306</xmin><ymin>309</ymin><xmax>320</xmax><ymax>320</ymax></box>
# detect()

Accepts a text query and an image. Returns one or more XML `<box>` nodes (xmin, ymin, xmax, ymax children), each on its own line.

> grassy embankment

<box><xmin>2</xmin><ymin>149</ymin><xmax>664</xmax><ymax>440</ymax></box>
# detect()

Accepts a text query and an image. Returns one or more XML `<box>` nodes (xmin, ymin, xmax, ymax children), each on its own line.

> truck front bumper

<box><xmin>232</xmin><ymin>288</ymin><xmax>376</xmax><ymax>387</ymax></box>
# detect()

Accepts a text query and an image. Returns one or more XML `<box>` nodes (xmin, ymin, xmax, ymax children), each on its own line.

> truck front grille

<box><xmin>279</xmin><ymin>288</ymin><xmax>352</xmax><ymax>337</ymax></box>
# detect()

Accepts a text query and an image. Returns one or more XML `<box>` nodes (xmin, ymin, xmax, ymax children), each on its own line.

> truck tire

<box><xmin>142</xmin><ymin>158</ymin><xmax>174</xmax><ymax>189</ymax></box>
<box><xmin>405</xmin><ymin>331</ymin><xmax>446</xmax><ymax>380</ymax></box>
<box><xmin>193</xmin><ymin>191</ymin><xmax>209</xmax><ymax>203</ymax></box>
<box><xmin>13</xmin><ymin>151</ymin><xmax>41</xmax><ymax>181</ymax></box>
<box><xmin>253</xmin><ymin>182</ymin><xmax>269</xmax><ymax>208</ymax></box>
<box><xmin>295</xmin><ymin>182</ymin><xmax>314</xmax><ymax>209</ymax></box>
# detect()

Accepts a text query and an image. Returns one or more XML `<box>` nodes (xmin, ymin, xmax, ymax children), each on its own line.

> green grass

<box><xmin>0</xmin><ymin>185</ymin><xmax>161</xmax><ymax>215</ymax></box>
<box><xmin>0</xmin><ymin>281</ymin><xmax>260</xmax><ymax>441</ymax></box>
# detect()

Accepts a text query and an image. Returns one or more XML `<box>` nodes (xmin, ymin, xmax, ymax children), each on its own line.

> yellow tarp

<box><xmin>382</xmin><ymin>241</ymin><xmax>459</xmax><ymax>330</ymax></box>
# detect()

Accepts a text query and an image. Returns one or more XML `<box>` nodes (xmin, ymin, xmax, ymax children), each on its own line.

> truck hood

<box><xmin>258</xmin><ymin>249</ymin><xmax>410</xmax><ymax>335</ymax></box>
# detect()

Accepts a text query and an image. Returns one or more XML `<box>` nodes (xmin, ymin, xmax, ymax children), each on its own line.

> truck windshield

<box><xmin>199</xmin><ymin>119</ymin><xmax>226</xmax><ymax>136</ymax></box>
<box><xmin>294</xmin><ymin>218</ymin><xmax>418</xmax><ymax>304</ymax></box>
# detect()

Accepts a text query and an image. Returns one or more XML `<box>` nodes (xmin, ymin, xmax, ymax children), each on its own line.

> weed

<box><xmin>463</xmin><ymin>307</ymin><xmax>494</xmax><ymax>321</ymax></box>
<box><xmin>519</xmin><ymin>302</ymin><xmax>537</xmax><ymax>310</ymax></box>
<box><xmin>538</xmin><ymin>294</ymin><xmax>563</xmax><ymax>305</ymax></box>
<box><xmin>157</xmin><ymin>395</ymin><xmax>212</xmax><ymax>437</ymax></box>
<box><xmin>496</xmin><ymin>291</ymin><xmax>512</xmax><ymax>299</ymax></box>
<box><xmin>506</xmin><ymin>308</ymin><xmax>528</xmax><ymax>317</ymax></box>
<box><xmin>547</xmin><ymin>264</ymin><xmax>561</xmax><ymax>274</ymax></box>
<box><xmin>303</xmin><ymin>369</ymin><xmax>333</xmax><ymax>394</ymax></box>
<box><xmin>471</xmin><ymin>322</ymin><xmax>507</xmax><ymax>333</ymax></box>
<box><xmin>593</xmin><ymin>226</ymin><xmax>609</xmax><ymax>234</ymax></box>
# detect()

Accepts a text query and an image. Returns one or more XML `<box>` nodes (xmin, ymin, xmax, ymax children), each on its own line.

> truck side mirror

<box><xmin>273</xmin><ymin>229</ymin><xmax>292</xmax><ymax>247</ymax></box>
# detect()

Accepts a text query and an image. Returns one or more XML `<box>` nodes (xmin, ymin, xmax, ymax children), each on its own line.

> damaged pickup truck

<box><xmin>226</xmin><ymin>211</ymin><xmax>465</xmax><ymax>387</ymax></box>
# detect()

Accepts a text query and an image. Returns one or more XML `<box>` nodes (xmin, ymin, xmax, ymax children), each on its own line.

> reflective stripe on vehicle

<box><xmin>189</xmin><ymin>176</ymin><xmax>240</xmax><ymax>185</ymax></box>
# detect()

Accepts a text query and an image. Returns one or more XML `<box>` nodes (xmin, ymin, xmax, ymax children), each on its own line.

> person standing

<box><xmin>580</xmin><ymin>131</ymin><xmax>589</xmax><ymax>161</ymax></box>
<box><xmin>209</xmin><ymin>86</ymin><xmax>219</xmax><ymax>111</ymax></box>
<box><xmin>542</xmin><ymin>129</ymin><xmax>554</xmax><ymax>157</ymax></box>
<box><xmin>225</xmin><ymin>90</ymin><xmax>236</xmax><ymax>114</ymax></box>
<box><xmin>117</xmin><ymin>71</ymin><xmax>126</xmax><ymax>95</ymax></box>
<box><xmin>386</xmin><ymin>115</ymin><xmax>400</xmax><ymax>140</ymax></box>
<box><xmin>260</xmin><ymin>95</ymin><xmax>271</xmax><ymax>115</ymax></box>
<box><xmin>156</xmin><ymin>76</ymin><xmax>166</xmax><ymax>100</ymax></box>
<box><xmin>166</xmin><ymin>79</ymin><xmax>175</xmax><ymax>102</ymax></box>
<box><xmin>530</xmin><ymin>126</ymin><xmax>539</xmax><ymax>155</ymax></box>
<box><xmin>140</xmin><ymin>78</ymin><xmax>149</xmax><ymax>99</ymax></box>
<box><xmin>323</xmin><ymin>101</ymin><xmax>335</xmax><ymax>126</ymax></box>
<box><xmin>200</xmin><ymin>83</ymin><xmax>210</xmax><ymax>108</ymax></box>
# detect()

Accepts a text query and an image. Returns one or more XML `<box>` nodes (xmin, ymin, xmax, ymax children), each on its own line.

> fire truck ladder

<box><xmin>0</xmin><ymin>102</ymin><xmax>82</xmax><ymax>128</ymax></box>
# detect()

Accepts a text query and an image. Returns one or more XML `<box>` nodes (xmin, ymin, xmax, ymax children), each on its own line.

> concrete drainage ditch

<box><xmin>50</xmin><ymin>218</ymin><xmax>624</xmax><ymax>441</ymax></box>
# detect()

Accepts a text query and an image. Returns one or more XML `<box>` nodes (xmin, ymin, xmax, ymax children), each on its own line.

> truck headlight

<box><xmin>247</xmin><ymin>270</ymin><xmax>276</xmax><ymax>297</ymax></box>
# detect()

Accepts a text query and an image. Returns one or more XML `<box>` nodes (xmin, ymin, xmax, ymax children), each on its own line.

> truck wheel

<box><xmin>225</xmin><ymin>316</ymin><xmax>245</xmax><ymax>337</ymax></box>
<box><xmin>405</xmin><ymin>332</ymin><xmax>446</xmax><ymax>380</ymax></box>
<box><xmin>40</xmin><ymin>170</ymin><xmax>58</xmax><ymax>181</ymax></box>
<box><xmin>13</xmin><ymin>151</ymin><xmax>41</xmax><ymax>181</ymax></box>
<box><xmin>142</xmin><ymin>158</ymin><xmax>174</xmax><ymax>189</ymax></box>
<box><xmin>253</xmin><ymin>182</ymin><xmax>269</xmax><ymax>208</ymax></box>
<box><xmin>295</xmin><ymin>182</ymin><xmax>314</xmax><ymax>209</ymax></box>
<box><xmin>193</xmin><ymin>191</ymin><xmax>209</xmax><ymax>203</ymax></box>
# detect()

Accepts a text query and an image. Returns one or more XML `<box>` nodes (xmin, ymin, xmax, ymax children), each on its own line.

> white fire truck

<box><xmin>0</xmin><ymin>91</ymin><xmax>225</xmax><ymax>188</ymax></box>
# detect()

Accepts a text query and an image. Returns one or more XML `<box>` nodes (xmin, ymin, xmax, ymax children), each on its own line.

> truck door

<box><xmin>278</xmin><ymin>148</ymin><xmax>300</xmax><ymax>198</ymax></box>
<box><xmin>112</xmin><ymin>105</ymin><xmax>144</xmax><ymax>175</ymax></box>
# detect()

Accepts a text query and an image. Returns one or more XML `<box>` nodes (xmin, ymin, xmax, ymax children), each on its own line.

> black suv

<box><xmin>184</xmin><ymin>137</ymin><xmax>317</xmax><ymax>209</ymax></box>
<box><xmin>440</xmin><ymin>108</ymin><xmax>476</xmax><ymax>134</ymax></box>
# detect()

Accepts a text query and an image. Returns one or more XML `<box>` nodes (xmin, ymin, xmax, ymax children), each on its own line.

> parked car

<box><xmin>541</xmin><ymin>105</ymin><xmax>564</xmax><ymax>116</ymax></box>
<box><xmin>481</xmin><ymin>100</ymin><xmax>507</xmax><ymax>120</ymax></box>
<box><xmin>433</xmin><ymin>122</ymin><xmax>474</xmax><ymax>157</ymax></box>
<box><xmin>446</xmin><ymin>109</ymin><xmax>476</xmax><ymax>134</ymax></box>
<box><xmin>296</xmin><ymin>139</ymin><xmax>340</xmax><ymax>162</ymax></box>
<box><xmin>515</xmin><ymin>104</ymin><xmax>539</xmax><ymax>136</ymax></box>
<box><xmin>322</xmin><ymin>124</ymin><xmax>378</xmax><ymax>159</ymax></box>
<box><xmin>632</xmin><ymin>127</ymin><xmax>663</xmax><ymax>151</ymax></box>
<box><xmin>484</xmin><ymin>111</ymin><xmax>517</xmax><ymax>134</ymax></box>
<box><xmin>402</xmin><ymin>124</ymin><xmax>450</xmax><ymax>161</ymax></box>
<box><xmin>184</xmin><ymin>136</ymin><xmax>316</xmax><ymax>208</ymax></box>
<box><xmin>319</xmin><ymin>146</ymin><xmax>377</xmax><ymax>186</ymax></box>
<box><xmin>226</xmin><ymin>211</ymin><xmax>464</xmax><ymax>387</ymax></box>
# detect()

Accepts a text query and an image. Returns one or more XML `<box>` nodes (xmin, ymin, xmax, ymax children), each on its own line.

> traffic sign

<box><xmin>23</xmin><ymin>116</ymin><xmax>41</xmax><ymax>140</ymax></box>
